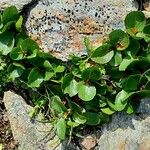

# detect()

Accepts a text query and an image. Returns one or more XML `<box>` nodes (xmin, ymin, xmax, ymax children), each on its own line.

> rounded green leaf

<box><xmin>101</xmin><ymin>108</ymin><xmax>115</xmax><ymax>115</ymax></box>
<box><xmin>119</xmin><ymin>58</ymin><xmax>138</xmax><ymax>71</ymax></box>
<box><xmin>2</xmin><ymin>6</ymin><xmax>19</xmax><ymax>25</ymax></box>
<box><xmin>7</xmin><ymin>63</ymin><xmax>25</xmax><ymax>81</ymax></box>
<box><xmin>91</xmin><ymin>44</ymin><xmax>114</xmax><ymax>64</ymax></box>
<box><xmin>83</xmin><ymin>112</ymin><xmax>100</xmax><ymax>125</ymax></box>
<box><xmin>115</xmin><ymin>90</ymin><xmax>134</xmax><ymax>111</ymax></box>
<box><xmin>15</xmin><ymin>15</ymin><xmax>23</xmax><ymax>32</ymax></box>
<box><xmin>20</xmin><ymin>38</ymin><xmax>39</xmax><ymax>59</ymax></box>
<box><xmin>109</xmin><ymin>52</ymin><xmax>122</xmax><ymax>66</ymax></box>
<box><xmin>56</xmin><ymin>118</ymin><xmax>66</xmax><ymax>140</ymax></box>
<box><xmin>77</xmin><ymin>82</ymin><xmax>96</xmax><ymax>101</ymax></box>
<box><xmin>16</xmin><ymin>33</ymin><xmax>28</xmax><ymax>46</ymax></box>
<box><xmin>10</xmin><ymin>47</ymin><xmax>23</xmax><ymax>60</ymax></box>
<box><xmin>125</xmin><ymin>11</ymin><xmax>146</xmax><ymax>35</ymax></box>
<box><xmin>0</xmin><ymin>31</ymin><xmax>14</xmax><ymax>55</ymax></box>
<box><xmin>55</xmin><ymin>65</ymin><xmax>65</xmax><ymax>73</ymax></box>
<box><xmin>121</xmin><ymin>74</ymin><xmax>141</xmax><ymax>91</ymax></box>
<box><xmin>109</xmin><ymin>29</ymin><xmax>129</xmax><ymax>51</ymax></box>
<box><xmin>82</xmin><ymin>66</ymin><xmax>101</xmax><ymax>81</ymax></box>
<box><xmin>51</xmin><ymin>96</ymin><xmax>67</xmax><ymax>113</ymax></box>
<box><xmin>64</xmin><ymin>79</ymin><xmax>78</xmax><ymax>97</ymax></box>
<box><xmin>28</xmin><ymin>68</ymin><xmax>44</xmax><ymax>88</ymax></box>
<box><xmin>72</xmin><ymin>112</ymin><xmax>87</xmax><ymax>124</ymax></box>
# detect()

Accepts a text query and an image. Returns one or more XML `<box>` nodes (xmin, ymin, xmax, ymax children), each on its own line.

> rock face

<box><xmin>25</xmin><ymin>0</ymin><xmax>138</xmax><ymax>60</ymax></box>
<box><xmin>3</xmin><ymin>91</ymin><xmax>75</xmax><ymax>150</ymax></box>
<box><xmin>0</xmin><ymin>0</ymin><xmax>33</xmax><ymax>10</ymax></box>
<box><xmin>98</xmin><ymin>99</ymin><xmax>150</xmax><ymax>150</ymax></box>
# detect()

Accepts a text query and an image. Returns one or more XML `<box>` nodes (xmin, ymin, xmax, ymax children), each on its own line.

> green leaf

<box><xmin>43</xmin><ymin>60</ymin><xmax>55</xmax><ymax>81</ymax></box>
<box><xmin>83</xmin><ymin>112</ymin><xmax>100</xmax><ymax>125</ymax></box>
<box><xmin>82</xmin><ymin>66</ymin><xmax>101</xmax><ymax>81</ymax></box>
<box><xmin>7</xmin><ymin>63</ymin><xmax>25</xmax><ymax>81</ymax></box>
<box><xmin>67</xmin><ymin>120</ymin><xmax>80</xmax><ymax>128</ymax></box>
<box><xmin>62</xmin><ymin>73</ymin><xmax>73</xmax><ymax>90</ymax></box>
<box><xmin>16</xmin><ymin>33</ymin><xmax>28</xmax><ymax>46</ymax></box>
<box><xmin>109</xmin><ymin>29</ymin><xmax>129</xmax><ymax>51</ymax></box>
<box><xmin>115</xmin><ymin>90</ymin><xmax>134</xmax><ymax>111</ymax></box>
<box><xmin>101</xmin><ymin>107</ymin><xmax>115</xmax><ymax>115</ymax></box>
<box><xmin>126</xmin><ymin>104</ymin><xmax>134</xmax><ymax>114</ymax></box>
<box><xmin>15</xmin><ymin>15</ymin><xmax>23</xmax><ymax>32</ymax></box>
<box><xmin>55</xmin><ymin>65</ymin><xmax>65</xmax><ymax>73</ymax></box>
<box><xmin>10</xmin><ymin>47</ymin><xmax>23</xmax><ymax>60</ymax></box>
<box><xmin>91</xmin><ymin>44</ymin><xmax>114</xmax><ymax>64</ymax></box>
<box><xmin>125</xmin><ymin>11</ymin><xmax>146</xmax><ymax>35</ymax></box>
<box><xmin>2</xmin><ymin>6</ymin><xmax>19</xmax><ymax>25</ymax></box>
<box><xmin>121</xmin><ymin>74</ymin><xmax>141</xmax><ymax>91</ymax></box>
<box><xmin>20</xmin><ymin>38</ymin><xmax>39</xmax><ymax>59</ymax></box>
<box><xmin>64</xmin><ymin>79</ymin><xmax>78</xmax><ymax>97</ymax></box>
<box><xmin>119</xmin><ymin>58</ymin><xmax>138</xmax><ymax>71</ymax></box>
<box><xmin>109</xmin><ymin>52</ymin><xmax>122</xmax><ymax>66</ymax></box>
<box><xmin>77</xmin><ymin>82</ymin><xmax>96</xmax><ymax>101</ymax></box>
<box><xmin>0</xmin><ymin>31</ymin><xmax>14</xmax><ymax>55</ymax></box>
<box><xmin>28</xmin><ymin>68</ymin><xmax>43</xmax><ymax>88</ymax></box>
<box><xmin>67</xmin><ymin>99</ymin><xmax>82</xmax><ymax>112</ymax></box>
<box><xmin>51</xmin><ymin>96</ymin><xmax>67</xmax><ymax>113</ymax></box>
<box><xmin>56</xmin><ymin>118</ymin><xmax>66</xmax><ymax>140</ymax></box>
<box><xmin>126</xmin><ymin>38</ymin><xmax>140</xmax><ymax>57</ymax></box>
<box><xmin>72</xmin><ymin>112</ymin><xmax>87</xmax><ymax>124</ymax></box>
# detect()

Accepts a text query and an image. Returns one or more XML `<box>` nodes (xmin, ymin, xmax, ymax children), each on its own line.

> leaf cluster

<box><xmin>0</xmin><ymin>7</ymin><xmax>150</xmax><ymax>140</ymax></box>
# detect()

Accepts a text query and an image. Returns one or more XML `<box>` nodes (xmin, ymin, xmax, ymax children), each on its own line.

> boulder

<box><xmin>98</xmin><ymin>99</ymin><xmax>150</xmax><ymax>150</ymax></box>
<box><xmin>0</xmin><ymin>0</ymin><xmax>33</xmax><ymax>10</ymax></box>
<box><xmin>25</xmin><ymin>0</ymin><xmax>138</xmax><ymax>60</ymax></box>
<box><xmin>3</xmin><ymin>91</ymin><xmax>79</xmax><ymax>150</ymax></box>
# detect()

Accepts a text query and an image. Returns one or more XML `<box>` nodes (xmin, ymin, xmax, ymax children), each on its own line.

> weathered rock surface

<box><xmin>98</xmin><ymin>99</ymin><xmax>150</xmax><ymax>150</ymax></box>
<box><xmin>25</xmin><ymin>0</ymin><xmax>138</xmax><ymax>60</ymax></box>
<box><xmin>3</xmin><ymin>91</ymin><xmax>79</xmax><ymax>150</ymax></box>
<box><xmin>0</xmin><ymin>0</ymin><xmax>33</xmax><ymax>10</ymax></box>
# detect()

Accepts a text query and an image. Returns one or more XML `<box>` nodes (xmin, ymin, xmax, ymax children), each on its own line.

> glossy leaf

<box><xmin>2</xmin><ymin>6</ymin><xmax>19</xmax><ymax>25</ymax></box>
<box><xmin>101</xmin><ymin>107</ymin><xmax>115</xmax><ymax>115</ymax></box>
<box><xmin>28</xmin><ymin>68</ymin><xmax>44</xmax><ymax>88</ymax></box>
<box><xmin>84</xmin><ymin>112</ymin><xmax>100</xmax><ymax>125</ymax></box>
<box><xmin>121</xmin><ymin>74</ymin><xmax>141</xmax><ymax>91</ymax></box>
<box><xmin>72</xmin><ymin>112</ymin><xmax>87</xmax><ymax>124</ymax></box>
<box><xmin>125</xmin><ymin>11</ymin><xmax>146</xmax><ymax>35</ymax></box>
<box><xmin>7</xmin><ymin>63</ymin><xmax>25</xmax><ymax>81</ymax></box>
<box><xmin>109</xmin><ymin>29</ymin><xmax>129</xmax><ymax>51</ymax></box>
<box><xmin>0</xmin><ymin>31</ymin><xmax>14</xmax><ymax>55</ymax></box>
<box><xmin>82</xmin><ymin>66</ymin><xmax>101</xmax><ymax>81</ymax></box>
<box><xmin>91</xmin><ymin>44</ymin><xmax>114</xmax><ymax>64</ymax></box>
<box><xmin>64</xmin><ymin>79</ymin><xmax>78</xmax><ymax>97</ymax></box>
<box><xmin>51</xmin><ymin>96</ymin><xmax>67</xmax><ymax>113</ymax></box>
<box><xmin>77</xmin><ymin>82</ymin><xmax>96</xmax><ymax>101</ymax></box>
<box><xmin>56</xmin><ymin>118</ymin><xmax>66</xmax><ymax>140</ymax></box>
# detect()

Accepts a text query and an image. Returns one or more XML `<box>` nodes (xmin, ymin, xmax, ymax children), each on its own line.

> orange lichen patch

<box><xmin>72</xmin><ymin>36</ymin><xmax>84</xmax><ymax>51</ymax></box>
<box><xmin>74</xmin><ymin>18</ymin><xmax>100</xmax><ymax>34</ymax></box>
<box><xmin>54</xmin><ymin>11</ymin><xmax>68</xmax><ymax>22</ymax></box>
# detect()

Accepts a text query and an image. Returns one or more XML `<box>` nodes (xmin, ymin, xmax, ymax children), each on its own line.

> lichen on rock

<box><xmin>25</xmin><ymin>0</ymin><xmax>138</xmax><ymax>61</ymax></box>
<box><xmin>0</xmin><ymin>0</ymin><xmax>33</xmax><ymax>10</ymax></box>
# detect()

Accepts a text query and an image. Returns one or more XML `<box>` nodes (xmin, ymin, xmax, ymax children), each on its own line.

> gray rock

<box><xmin>25</xmin><ymin>0</ymin><xmax>138</xmax><ymax>61</ymax></box>
<box><xmin>0</xmin><ymin>0</ymin><xmax>33</xmax><ymax>10</ymax></box>
<box><xmin>98</xmin><ymin>99</ymin><xmax>150</xmax><ymax>150</ymax></box>
<box><xmin>3</xmin><ymin>91</ymin><xmax>79</xmax><ymax>150</ymax></box>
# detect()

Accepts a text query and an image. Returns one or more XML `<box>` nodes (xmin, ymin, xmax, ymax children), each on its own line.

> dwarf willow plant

<box><xmin>0</xmin><ymin>6</ymin><xmax>150</xmax><ymax>140</ymax></box>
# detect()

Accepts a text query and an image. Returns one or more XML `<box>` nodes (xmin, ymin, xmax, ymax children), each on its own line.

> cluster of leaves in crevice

<box><xmin>0</xmin><ymin>6</ymin><xmax>150</xmax><ymax>140</ymax></box>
